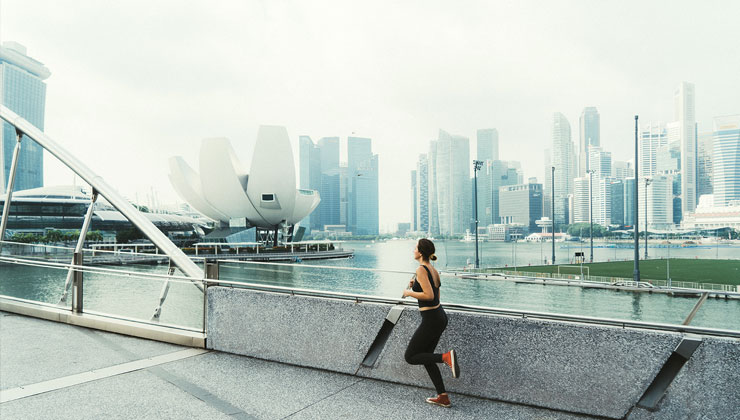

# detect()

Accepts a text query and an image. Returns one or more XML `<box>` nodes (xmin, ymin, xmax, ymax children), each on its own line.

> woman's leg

<box><xmin>404</xmin><ymin>310</ymin><xmax>446</xmax><ymax>365</ymax></box>
<box><xmin>405</xmin><ymin>309</ymin><xmax>448</xmax><ymax>394</ymax></box>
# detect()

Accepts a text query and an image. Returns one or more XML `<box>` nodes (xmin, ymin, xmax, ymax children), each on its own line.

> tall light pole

<box><xmin>551</xmin><ymin>166</ymin><xmax>556</xmax><ymax>265</ymax></box>
<box><xmin>473</xmin><ymin>160</ymin><xmax>483</xmax><ymax>269</ymax></box>
<box><xmin>644</xmin><ymin>177</ymin><xmax>652</xmax><ymax>260</ymax></box>
<box><xmin>634</xmin><ymin>116</ymin><xmax>640</xmax><ymax>283</ymax></box>
<box><xmin>587</xmin><ymin>169</ymin><xmax>595</xmax><ymax>263</ymax></box>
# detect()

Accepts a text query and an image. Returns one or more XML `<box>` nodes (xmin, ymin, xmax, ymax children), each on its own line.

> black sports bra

<box><xmin>412</xmin><ymin>265</ymin><xmax>440</xmax><ymax>308</ymax></box>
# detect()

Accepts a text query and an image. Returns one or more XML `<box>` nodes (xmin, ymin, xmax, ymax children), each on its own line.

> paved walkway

<box><xmin>0</xmin><ymin>311</ymin><xmax>601</xmax><ymax>420</ymax></box>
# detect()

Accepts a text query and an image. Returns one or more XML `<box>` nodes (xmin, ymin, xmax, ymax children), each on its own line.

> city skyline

<box><xmin>2</xmin><ymin>1</ymin><xmax>739</xmax><ymax>231</ymax></box>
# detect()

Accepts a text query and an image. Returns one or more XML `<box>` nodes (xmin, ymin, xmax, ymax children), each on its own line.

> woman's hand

<box><xmin>407</xmin><ymin>279</ymin><xmax>414</xmax><ymax>289</ymax></box>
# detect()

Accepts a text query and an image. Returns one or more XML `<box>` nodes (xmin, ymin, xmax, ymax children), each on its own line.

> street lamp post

<box><xmin>473</xmin><ymin>160</ymin><xmax>483</xmax><ymax>269</ymax></box>
<box><xmin>634</xmin><ymin>115</ymin><xmax>640</xmax><ymax>283</ymax></box>
<box><xmin>552</xmin><ymin>166</ymin><xmax>556</xmax><ymax>265</ymax></box>
<box><xmin>587</xmin><ymin>169</ymin><xmax>595</xmax><ymax>263</ymax></box>
<box><xmin>644</xmin><ymin>177</ymin><xmax>652</xmax><ymax>260</ymax></box>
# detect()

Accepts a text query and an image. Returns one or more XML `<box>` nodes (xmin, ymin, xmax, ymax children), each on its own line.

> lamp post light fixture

<box><xmin>644</xmin><ymin>177</ymin><xmax>652</xmax><ymax>260</ymax></box>
<box><xmin>473</xmin><ymin>160</ymin><xmax>483</xmax><ymax>269</ymax></box>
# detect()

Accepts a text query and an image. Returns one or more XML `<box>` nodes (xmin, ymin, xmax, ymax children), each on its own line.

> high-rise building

<box><xmin>675</xmin><ymin>82</ymin><xmax>697</xmax><ymax>214</ymax></box>
<box><xmin>476</xmin><ymin>129</ymin><xmax>499</xmax><ymax>162</ymax></box>
<box><xmin>624</xmin><ymin>177</ymin><xmax>636</xmax><ymax>227</ymax></box>
<box><xmin>573</xmin><ymin>177</ymin><xmax>589</xmax><ymax>224</ymax></box>
<box><xmin>1</xmin><ymin>42</ymin><xmax>50</xmax><ymax>191</ymax></box>
<box><xmin>638</xmin><ymin>174</ymin><xmax>674</xmax><ymax>230</ymax></box>
<box><xmin>697</xmin><ymin>132</ymin><xmax>713</xmax><ymax>198</ymax></box>
<box><xmin>588</xmin><ymin>146</ymin><xmax>611</xmax><ymax>178</ymax></box>
<box><xmin>411</xmin><ymin>170</ymin><xmax>417</xmax><ymax>231</ymax></box>
<box><xmin>347</xmin><ymin>136</ymin><xmax>378</xmax><ymax>235</ymax></box>
<box><xmin>610</xmin><ymin>180</ymin><xmax>625</xmax><ymax>226</ymax></box>
<box><xmin>713</xmin><ymin>115</ymin><xmax>740</xmax><ymax>207</ymax></box>
<box><xmin>639</xmin><ymin>122</ymin><xmax>668</xmax><ymax>178</ymax></box>
<box><xmin>579</xmin><ymin>107</ymin><xmax>600</xmax><ymax>177</ymax></box>
<box><xmin>499</xmin><ymin>183</ymin><xmax>543</xmax><ymax>232</ymax></box>
<box><xmin>546</xmin><ymin>112</ymin><xmax>575</xmax><ymax>224</ymax></box>
<box><xmin>317</xmin><ymin>137</ymin><xmax>340</xmax><ymax>230</ymax></box>
<box><xmin>435</xmin><ymin>130</ymin><xmax>470</xmax><ymax>235</ymax></box>
<box><xmin>299</xmin><ymin>136</ymin><xmax>322</xmax><ymax>231</ymax></box>
<box><xmin>416</xmin><ymin>154</ymin><xmax>429</xmax><ymax>232</ymax></box>
<box><xmin>479</xmin><ymin>159</ymin><xmax>520</xmax><ymax>226</ymax></box>
<box><xmin>354</xmin><ymin>154</ymin><xmax>379</xmax><ymax>235</ymax></box>
<box><xmin>594</xmin><ymin>177</ymin><xmax>612</xmax><ymax>227</ymax></box>
<box><xmin>427</xmin><ymin>141</ymin><xmax>440</xmax><ymax>235</ymax></box>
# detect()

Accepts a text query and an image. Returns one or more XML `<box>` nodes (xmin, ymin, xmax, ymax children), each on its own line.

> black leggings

<box><xmin>404</xmin><ymin>306</ymin><xmax>448</xmax><ymax>394</ymax></box>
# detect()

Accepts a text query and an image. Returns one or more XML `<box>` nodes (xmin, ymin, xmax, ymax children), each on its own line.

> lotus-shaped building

<box><xmin>168</xmin><ymin>126</ymin><xmax>320</xmax><ymax>234</ymax></box>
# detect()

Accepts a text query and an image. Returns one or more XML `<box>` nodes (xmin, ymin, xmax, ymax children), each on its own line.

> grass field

<box><xmin>510</xmin><ymin>259</ymin><xmax>740</xmax><ymax>286</ymax></box>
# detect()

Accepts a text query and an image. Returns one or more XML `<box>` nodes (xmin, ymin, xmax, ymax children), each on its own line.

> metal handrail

<box><xmin>2</xmin><ymin>254</ymin><xmax>739</xmax><ymax>338</ymax></box>
<box><xmin>0</xmin><ymin>255</ymin><xmax>205</xmax><ymax>285</ymax></box>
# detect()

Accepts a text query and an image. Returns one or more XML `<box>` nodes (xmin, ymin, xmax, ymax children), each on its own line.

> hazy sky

<box><xmin>2</xmin><ymin>0</ymin><xmax>739</xmax><ymax>231</ymax></box>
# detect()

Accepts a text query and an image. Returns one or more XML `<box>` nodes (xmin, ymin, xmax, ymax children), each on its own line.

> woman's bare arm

<box><xmin>403</xmin><ymin>267</ymin><xmax>434</xmax><ymax>300</ymax></box>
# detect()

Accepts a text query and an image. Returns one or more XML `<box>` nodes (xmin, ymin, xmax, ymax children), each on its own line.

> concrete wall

<box><xmin>207</xmin><ymin>286</ymin><xmax>740</xmax><ymax>419</ymax></box>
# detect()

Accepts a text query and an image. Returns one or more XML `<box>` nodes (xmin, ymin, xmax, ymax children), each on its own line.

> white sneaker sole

<box><xmin>450</xmin><ymin>350</ymin><xmax>459</xmax><ymax>378</ymax></box>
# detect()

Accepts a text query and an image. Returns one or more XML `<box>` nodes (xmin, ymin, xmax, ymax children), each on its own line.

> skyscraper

<box><xmin>427</xmin><ymin>141</ymin><xmax>439</xmax><ymax>235</ymax></box>
<box><xmin>435</xmin><ymin>130</ymin><xmax>470</xmax><ymax>235</ymax></box>
<box><xmin>299</xmin><ymin>136</ymin><xmax>322</xmax><ymax>231</ymax></box>
<box><xmin>317</xmin><ymin>137</ymin><xmax>340</xmax><ymax>230</ymax></box>
<box><xmin>476</xmin><ymin>129</ymin><xmax>499</xmax><ymax>162</ymax></box>
<box><xmin>354</xmin><ymin>154</ymin><xmax>379</xmax><ymax>235</ymax></box>
<box><xmin>499</xmin><ymin>183</ymin><xmax>543</xmax><ymax>232</ymax></box>
<box><xmin>547</xmin><ymin>112</ymin><xmax>575</xmax><ymax>225</ymax></box>
<box><xmin>640</xmin><ymin>122</ymin><xmax>668</xmax><ymax>178</ymax></box>
<box><xmin>675</xmin><ymin>82</ymin><xmax>697</xmax><ymax>215</ymax></box>
<box><xmin>697</xmin><ymin>132</ymin><xmax>713</xmax><ymax>198</ymax></box>
<box><xmin>416</xmin><ymin>154</ymin><xmax>429</xmax><ymax>232</ymax></box>
<box><xmin>411</xmin><ymin>170</ymin><xmax>417</xmax><ymax>231</ymax></box>
<box><xmin>1</xmin><ymin>42</ymin><xmax>50</xmax><ymax>191</ymax></box>
<box><xmin>573</xmin><ymin>177</ymin><xmax>589</xmax><ymax>224</ymax></box>
<box><xmin>610</xmin><ymin>180</ymin><xmax>625</xmax><ymax>226</ymax></box>
<box><xmin>713</xmin><ymin>115</ymin><xmax>740</xmax><ymax>207</ymax></box>
<box><xmin>579</xmin><ymin>107</ymin><xmax>600</xmax><ymax>177</ymax></box>
<box><xmin>346</xmin><ymin>136</ymin><xmax>378</xmax><ymax>235</ymax></box>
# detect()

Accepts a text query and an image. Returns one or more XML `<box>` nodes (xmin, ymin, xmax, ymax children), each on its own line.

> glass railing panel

<box><xmin>683</xmin><ymin>297</ymin><xmax>740</xmax><ymax>331</ymax></box>
<box><xmin>81</xmin><ymin>263</ymin><xmax>204</xmax><ymax>331</ymax></box>
<box><xmin>0</xmin><ymin>260</ymin><xmax>71</xmax><ymax>309</ymax></box>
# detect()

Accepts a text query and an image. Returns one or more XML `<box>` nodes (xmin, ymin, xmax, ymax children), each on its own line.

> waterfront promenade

<box><xmin>1</xmin><ymin>311</ymin><xmax>596</xmax><ymax>420</ymax></box>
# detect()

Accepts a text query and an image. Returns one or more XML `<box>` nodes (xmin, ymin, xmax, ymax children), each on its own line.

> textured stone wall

<box><xmin>207</xmin><ymin>286</ymin><xmax>740</xmax><ymax>419</ymax></box>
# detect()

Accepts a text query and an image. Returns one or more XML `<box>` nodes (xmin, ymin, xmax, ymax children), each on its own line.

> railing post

<box><xmin>72</xmin><ymin>252</ymin><xmax>83</xmax><ymax>313</ymax></box>
<box><xmin>205</xmin><ymin>260</ymin><xmax>219</xmax><ymax>280</ymax></box>
<box><xmin>60</xmin><ymin>190</ymin><xmax>98</xmax><ymax>304</ymax></box>
<box><xmin>0</xmin><ymin>129</ymin><xmax>23</xmax><ymax>244</ymax></box>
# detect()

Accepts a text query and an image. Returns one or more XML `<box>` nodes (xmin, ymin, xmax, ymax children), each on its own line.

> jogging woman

<box><xmin>402</xmin><ymin>238</ymin><xmax>460</xmax><ymax>408</ymax></box>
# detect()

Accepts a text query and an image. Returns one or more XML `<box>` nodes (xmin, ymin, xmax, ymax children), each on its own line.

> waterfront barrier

<box><xmin>206</xmin><ymin>284</ymin><xmax>740</xmax><ymax>419</ymax></box>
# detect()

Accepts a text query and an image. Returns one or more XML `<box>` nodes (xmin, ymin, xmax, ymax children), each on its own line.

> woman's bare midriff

<box><xmin>419</xmin><ymin>304</ymin><xmax>441</xmax><ymax>311</ymax></box>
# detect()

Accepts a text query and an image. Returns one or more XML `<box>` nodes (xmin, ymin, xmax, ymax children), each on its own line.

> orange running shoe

<box><xmin>442</xmin><ymin>350</ymin><xmax>460</xmax><ymax>378</ymax></box>
<box><xmin>426</xmin><ymin>393</ymin><xmax>451</xmax><ymax>408</ymax></box>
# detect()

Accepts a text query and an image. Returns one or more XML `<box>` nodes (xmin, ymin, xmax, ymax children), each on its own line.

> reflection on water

<box><xmin>1</xmin><ymin>239</ymin><xmax>738</xmax><ymax>332</ymax></box>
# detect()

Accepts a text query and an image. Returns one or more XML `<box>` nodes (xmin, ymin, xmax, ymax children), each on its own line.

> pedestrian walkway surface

<box><xmin>0</xmin><ymin>312</ymin><xmax>601</xmax><ymax>420</ymax></box>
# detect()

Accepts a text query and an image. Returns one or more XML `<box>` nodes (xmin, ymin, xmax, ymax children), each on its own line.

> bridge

<box><xmin>1</xmin><ymin>107</ymin><xmax>738</xmax><ymax>419</ymax></box>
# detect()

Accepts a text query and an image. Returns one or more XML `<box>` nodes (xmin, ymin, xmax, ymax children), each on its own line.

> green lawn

<box><xmin>508</xmin><ymin>259</ymin><xmax>740</xmax><ymax>286</ymax></box>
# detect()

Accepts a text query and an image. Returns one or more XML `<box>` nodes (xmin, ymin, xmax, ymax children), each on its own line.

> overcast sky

<box><xmin>2</xmin><ymin>0</ymin><xmax>739</xmax><ymax>232</ymax></box>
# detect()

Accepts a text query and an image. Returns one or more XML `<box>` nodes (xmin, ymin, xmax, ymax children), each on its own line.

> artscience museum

<box><xmin>168</xmin><ymin>125</ymin><xmax>320</xmax><ymax>243</ymax></box>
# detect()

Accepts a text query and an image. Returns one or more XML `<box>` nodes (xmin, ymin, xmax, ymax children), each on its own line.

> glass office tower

<box><xmin>1</xmin><ymin>42</ymin><xmax>50</xmax><ymax>192</ymax></box>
